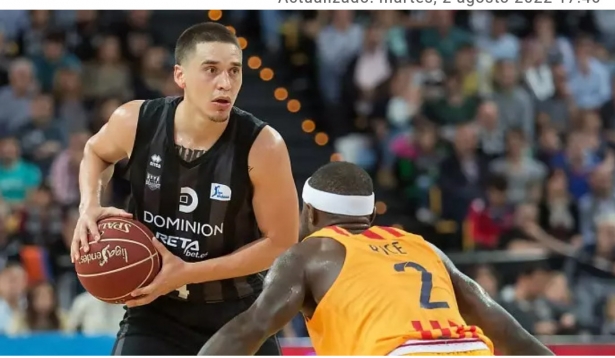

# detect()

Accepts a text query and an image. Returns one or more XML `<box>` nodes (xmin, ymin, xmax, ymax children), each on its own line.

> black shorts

<box><xmin>111</xmin><ymin>295</ymin><xmax>281</xmax><ymax>355</ymax></box>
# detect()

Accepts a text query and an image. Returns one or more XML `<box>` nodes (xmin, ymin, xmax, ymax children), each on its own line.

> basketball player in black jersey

<box><xmin>71</xmin><ymin>22</ymin><xmax>299</xmax><ymax>355</ymax></box>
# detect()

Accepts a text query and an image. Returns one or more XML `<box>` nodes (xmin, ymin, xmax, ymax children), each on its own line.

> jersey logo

<box><xmin>145</xmin><ymin>173</ymin><xmax>160</xmax><ymax>190</ymax></box>
<box><xmin>179</xmin><ymin>187</ymin><xmax>199</xmax><ymax>213</ymax></box>
<box><xmin>210</xmin><ymin>183</ymin><xmax>231</xmax><ymax>201</ymax></box>
<box><xmin>149</xmin><ymin>154</ymin><xmax>162</xmax><ymax>169</ymax></box>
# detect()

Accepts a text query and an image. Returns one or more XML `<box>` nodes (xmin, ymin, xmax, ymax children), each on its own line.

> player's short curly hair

<box><xmin>175</xmin><ymin>22</ymin><xmax>240</xmax><ymax>65</ymax></box>
<box><xmin>308</xmin><ymin>161</ymin><xmax>373</xmax><ymax>196</ymax></box>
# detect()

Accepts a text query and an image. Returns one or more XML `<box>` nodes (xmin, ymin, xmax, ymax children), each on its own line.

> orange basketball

<box><xmin>75</xmin><ymin>217</ymin><xmax>161</xmax><ymax>304</ymax></box>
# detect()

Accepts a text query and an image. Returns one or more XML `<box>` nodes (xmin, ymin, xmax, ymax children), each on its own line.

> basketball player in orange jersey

<box><xmin>199</xmin><ymin>161</ymin><xmax>554</xmax><ymax>356</ymax></box>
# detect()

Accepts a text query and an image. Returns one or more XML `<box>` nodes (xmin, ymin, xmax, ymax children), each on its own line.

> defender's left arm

<box><xmin>185</xmin><ymin>126</ymin><xmax>299</xmax><ymax>282</ymax></box>
<box><xmin>198</xmin><ymin>244</ymin><xmax>307</xmax><ymax>355</ymax></box>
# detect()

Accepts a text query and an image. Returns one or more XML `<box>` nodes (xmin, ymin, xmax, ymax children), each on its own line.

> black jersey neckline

<box><xmin>164</xmin><ymin>96</ymin><xmax>235</xmax><ymax>169</ymax></box>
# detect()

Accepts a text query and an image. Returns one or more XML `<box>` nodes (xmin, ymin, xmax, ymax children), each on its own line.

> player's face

<box><xmin>174</xmin><ymin>42</ymin><xmax>242</xmax><ymax>123</ymax></box>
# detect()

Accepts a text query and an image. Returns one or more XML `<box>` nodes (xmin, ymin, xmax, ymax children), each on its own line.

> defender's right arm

<box><xmin>72</xmin><ymin>100</ymin><xmax>143</xmax><ymax>261</ymax></box>
<box><xmin>430</xmin><ymin>244</ymin><xmax>554</xmax><ymax>355</ymax></box>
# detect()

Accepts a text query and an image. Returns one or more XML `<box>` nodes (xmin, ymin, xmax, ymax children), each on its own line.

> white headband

<box><xmin>302</xmin><ymin>177</ymin><xmax>375</xmax><ymax>216</ymax></box>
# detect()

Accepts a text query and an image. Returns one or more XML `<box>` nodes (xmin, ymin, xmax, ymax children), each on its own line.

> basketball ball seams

<box><xmin>75</xmin><ymin>216</ymin><xmax>162</xmax><ymax>304</ymax></box>
<box><xmin>97</xmin><ymin>217</ymin><xmax>157</xmax><ymax>255</ymax></box>
<box><xmin>89</xmin><ymin>254</ymin><xmax>159</xmax><ymax>302</ymax></box>
<box><xmin>76</xmin><ymin>252</ymin><xmax>158</xmax><ymax>277</ymax></box>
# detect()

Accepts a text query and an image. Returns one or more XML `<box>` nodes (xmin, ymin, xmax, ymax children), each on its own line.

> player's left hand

<box><xmin>124</xmin><ymin>238</ymin><xmax>189</xmax><ymax>308</ymax></box>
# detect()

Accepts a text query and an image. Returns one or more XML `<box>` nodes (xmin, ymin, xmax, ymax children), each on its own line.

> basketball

<box><xmin>75</xmin><ymin>217</ymin><xmax>161</xmax><ymax>304</ymax></box>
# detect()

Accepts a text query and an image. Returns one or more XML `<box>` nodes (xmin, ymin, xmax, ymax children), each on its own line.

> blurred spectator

<box><xmin>90</xmin><ymin>97</ymin><xmax>122</xmax><ymax>133</ymax></box>
<box><xmin>476</xmin><ymin>101</ymin><xmax>504</xmax><ymax>160</ymax></box>
<box><xmin>113</xmin><ymin>10</ymin><xmax>160</xmax><ymax>63</ymax></box>
<box><xmin>375</xmin><ymin>10</ymin><xmax>409</xmax><ymax>61</ymax></box>
<box><xmin>66</xmin><ymin>292</ymin><xmax>125</xmax><ymax>335</ymax></box>
<box><xmin>467</xmin><ymin>173</ymin><xmax>514</xmax><ymax>250</ymax></box>
<box><xmin>387</xmin><ymin>66</ymin><xmax>421</xmax><ymax>131</ymax></box>
<box><xmin>500</xmin><ymin>264</ymin><xmax>557</xmax><ymax>335</ymax></box>
<box><xmin>0</xmin><ymin>30</ymin><xmax>12</xmax><ymax>87</ymax></box>
<box><xmin>551</xmin><ymin>132</ymin><xmax>600</xmax><ymax>200</ymax></box>
<box><xmin>578</xmin><ymin>164</ymin><xmax>615</xmax><ymax>244</ymax></box>
<box><xmin>422</xmin><ymin>71</ymin><xmax>480</xmax><ymax>126</ymax></box>
<box><xmin>538</xmin><ymin>169</ymin><xmax>580</xmax><ymax>243</ymax></box>
<box><xmin>491</xmin><ymin>60</ymin><xmax>535</xmax><ymax>141</ymax></box>
<box><xmin>341</xmin><ymin>22</ymin><xmax>395</xmax><ymax>134</ymax></box>
<box><xmin>535</xmin><ymin>125</ymin><xmax>562</xmax><ymax>166</ymax></box>
<box><xmin>16</xmin><ymin>11</ymin><xmax>52</xmax><ymax>58</ymax></box>
<box><xmin>419</xmin><ymin>11</ymin><xmax>473</xmax><ymax>63</ymax></box>
<box><xmin>392</xmin><ymin>121</ymin><xmax>447</xmax><ymax>223</ymax></box>
<box><xmin>476</xmin><ymin>13</ymin><xmax>520</xmax><ymax>61</ymax></box>
<box><xmin>66</xmin><ymin>10</ymin><xmax>101</xmax><ymax>62</ymax></box>
<box><xmin>31</xmin><ymin>31</ymin><xmax>80</xmax><ymax>93</ymax></box>
<box><xmin>0</xmin><ymin>204</ymin><xmax>21</xmax><ymax>272</ymax></box>
<box><xmin>52</xmin><ymin>68</ymin><xmax>88</xmax><ymax>134</ymax></box>
<box><xmin>499</xmin><ymin>202</ymin><xmax>544</xmax><ymax>251</ymax></box>
<box><xmin>567</xmin><ymin>35</ymin><xmax>611</xmax><ymax>111</ymax></box>
<box><xmin>454</xmin><ymin>45</ymin><xmax>483</xmax><ymax>98</ymax></box>
<box><xmin>132</xmin><ymin>46</ymin><xmax>169</xmax><ymax>99</ymax></box>
<box><xmin>538</xmin><ymin>65</ymin><xmax>576</xmax><ymax>134</ymax></box>
<box><xmin>566</xmin><ymin>213</ymin><xmax>615</xmax><ymax>333</ymax></box>
<box><xmin>0</xmin><ymin>137</ymin><xmax>42</xmax><ymax>207</ymax></box>
<box><xmin>0</xmin><ymin>58</ymin><xmax>37</xmax><ymax>135</ymax></box>
<box><xmin>82</xmin><ymin>35</ymin><xmax>132</xmax><ymax>101</ymax></box>
<box><xmin>49</xmin><ymin>131</ymin><xmax>88</xmax><ymax>207</ymax></box>
<box><xmin>522</xmin><ymin>40</ymin><xmax>555</xmax><ymax>103</ymax></box>
<box><xmin>599</xmin><ymin>77</ymin><xmax>615</xmax><ymax>142</ymax></box>
<box><xmin>412</xmin><ymin>48</ymin><xmax>445</xmax><ymax>101</ymax></box>
<box><xmin>0</xmin><ymin>11</ymin><xmax>29</xmax><ymax>41</ymax></box>
<box><xmin>438</xmin><ymin>123</ymin><xmax>489</xmax><ymax>228</ymax></box>
<box><xmin>469</xmin><ymin>264</ymin><xmax>500</xmax><ymax>298</ymax></box>
<box><xmin>490</xmin><ymin>128</ymin><xmax>547</xmax><ymax>204</ymax></box>
<box><xmin>7</xmin><ymin>281</ymin><xmax>66</xmax><ymax>334</ymax></box>
<box><xmin>317</xmin><ymin>10</ymin><xmax>363</xmax><ymax>106</ymax></box>
<box><xmin>17</xmin><ymin>93</ymin><xmax>67</xmax><ymax>176</ymax></box>
<box><xmin>0</xmin><ymin>264</ymin><xmax>27</xmax><ymax>333</ymax></box>
<box><xmin>602</xmin><ymin>295</ymin><xmax>615</xmax><ymax>335</ymax></box>
<box><xmin>47</xmin><ymin>209</ymin><xmax>80</xmax><ymax>310</ymax></box>
<box><xmin>544</xmin><ymin>272</ymin><xmax>578</xmax><ymax>334</ymax></box>
<box><xmin>532</xmin><ymin>13</ymin><xmax>575</xmax><ymax>67</ymax></box>
<box><xmin>18</xmin><ymin>184</ymin><xmax>63</xmax><ymax>246</ymax></box>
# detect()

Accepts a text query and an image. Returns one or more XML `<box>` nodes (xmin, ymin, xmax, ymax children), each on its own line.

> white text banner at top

<box><xmin>1</xmin><ymin>0</ymin><xmax>611</xmax><ymax>10</ymax></box>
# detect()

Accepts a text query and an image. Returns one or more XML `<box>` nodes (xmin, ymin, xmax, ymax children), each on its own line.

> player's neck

<box><xmin>175</xmin><ymin>100</ymin><xmax>228</xmax><ymax>145</ymax></box>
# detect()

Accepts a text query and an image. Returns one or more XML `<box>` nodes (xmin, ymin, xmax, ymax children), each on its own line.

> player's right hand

<box><xmin>71</xmin><ymin>206</ymin><xmax>133</xmax><ymax>263</ymax></box>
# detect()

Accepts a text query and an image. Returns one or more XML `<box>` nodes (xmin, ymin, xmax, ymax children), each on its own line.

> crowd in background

<box><xmin>0</xmin><ymin>9</ymin><xmax>614</xmax><ymax>342</ymax></box>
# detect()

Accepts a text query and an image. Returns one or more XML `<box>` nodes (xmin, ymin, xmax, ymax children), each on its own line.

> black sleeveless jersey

<box><xmin>125</xmin><ymin>97</ymin><xmax>266</xmax><ymax>302</ymax></box>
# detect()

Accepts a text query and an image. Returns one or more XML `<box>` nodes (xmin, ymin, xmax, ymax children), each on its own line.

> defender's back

<box><xmin>303</xmin><ymin>226</ymin><xmax>494</xmax><ymax>356</ymax></box>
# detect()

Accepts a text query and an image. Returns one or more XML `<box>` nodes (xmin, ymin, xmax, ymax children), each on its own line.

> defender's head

<box><xmin>300</xmin><ymin>161</ymin><xmax>375</xmax><ymax>239</ymax></box>
<box><xmin>174</xmin><ymin>22</ymin><xmax>242</xmax><ymax>123</ymax></box>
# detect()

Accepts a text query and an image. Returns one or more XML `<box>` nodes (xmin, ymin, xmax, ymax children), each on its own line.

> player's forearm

<box><xmin>198</xmin><ymin>312</ymin><xmax>268</xmax><ymax>355</ymax></box>
<box><xmin>78</xmin><ymin>144</ymin><xmax>115</xmax><ymax>210</ymax></box>
<box><xmin>185</xmin><ymin>237</ymin><xmax>287</xmax><ymax>283</ymax></box>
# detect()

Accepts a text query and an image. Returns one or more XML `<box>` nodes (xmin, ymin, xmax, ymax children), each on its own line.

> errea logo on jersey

<box><xmin>210</xmin><ymin>183</ymin><xmax>231</xmax><ymax>201</ymax></box>
<box><xmin>149</xmin><ymin>154</ymin><xmax>162</xmax><ymax>168</ymax></box>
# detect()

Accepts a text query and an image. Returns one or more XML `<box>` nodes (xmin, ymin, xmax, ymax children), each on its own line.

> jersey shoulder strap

<box><xmin>124</xmin><ymin>97</ymin><xmax>178</xmax><ymax>177</ymax></box>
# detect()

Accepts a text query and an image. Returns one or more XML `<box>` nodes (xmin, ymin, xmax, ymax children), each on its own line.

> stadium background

<box><xmin>0</xmin><ymin>8</ymin><xmax>615</xmax><ymax>355</ymax></box>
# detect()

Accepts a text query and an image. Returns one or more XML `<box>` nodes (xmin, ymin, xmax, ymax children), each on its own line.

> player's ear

<box><xmin>174</xmin><ymin>64</ymin><xmax>186</xmax><ymax>89</ymax></box>
<box><xmin>369</xmin><ymin>208</ymin><xmax>376</xmax><ymax>224</ymax></box>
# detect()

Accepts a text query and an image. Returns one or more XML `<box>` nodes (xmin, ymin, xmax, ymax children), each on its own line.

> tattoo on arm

<box><xmin>198</xmin><ymin>246</ymin><xmax>307</xmax><ymax>355</ymax></box>
<box><xmin>429</xmin><ymin>244</ymin><xmax>554</xmax><ymax>356</ymax></box>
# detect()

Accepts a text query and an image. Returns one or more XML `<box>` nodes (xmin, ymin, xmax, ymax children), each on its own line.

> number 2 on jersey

<box><xmin>176</xmin><ymin>285</ymin><xmax>190</xmax><ymax>299</ymax></box>
<box><xmin>394</xmin><ymin>261</ymin><xmax>449</xmax><ymax>309</ymax></box>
